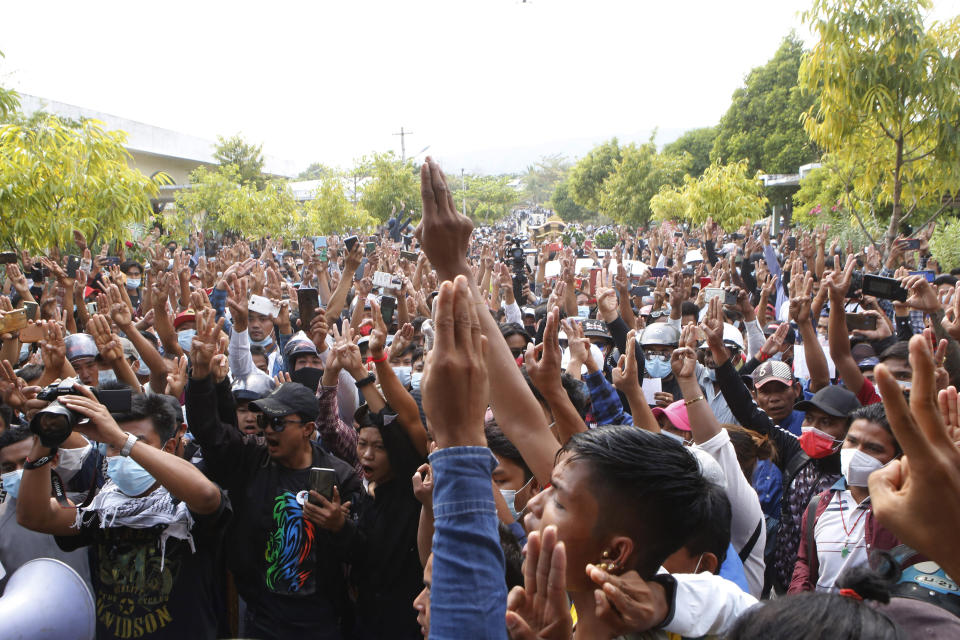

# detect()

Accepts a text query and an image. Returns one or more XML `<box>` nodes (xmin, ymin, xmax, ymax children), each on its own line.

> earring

<box><xmin>598</xmin><ymin>550</ymin><xmax>613</xmax><ymax>571</ymax></box>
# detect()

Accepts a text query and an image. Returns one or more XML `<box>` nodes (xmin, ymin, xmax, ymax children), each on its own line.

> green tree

<box><xmin>522</xmin><ymin>154</ymin><xmax>569</xmax><ymax>205</ymax></box>
<box><xmin>214</xmin><ymin>134</ymin><xmax>266</xmax><ymax>188</ymax></box>
<box><xmin>460</xmin><ymin>174</ymin><xmax>521</xmax><ymax>222</ymax></box>
<box><xmin>929</xmin><ymin>218</ymin><xmax>960</xmax><ymax>271</ymax></box>
<box><xmin>651</xmin><ymin>160</ymin><xmax>768</xmax><ymax>231</ymax></box>
<box><xmin>218</xmin><ymin>179</ymin><xmax>300</xmax><ymax>239</ymax></box>
<box><xmin>711</xmin><ymin>34</ymin><xmax>819</xmax><ymax>174</ymax></box>
<box><xmin>299</xmin><ymin>174</ymin><xmax>377</xmax><ymax>236</ymax></box>
<box><xmin>799</xmin><ymin>0</ymin><xmax>960</xmax><ymax>249</ymax></box>
<box><xmin>663</xmin><ymin>127</ymin><xmax>717</xmax><ymax>178</ymax></box>
<box><xmin>297</xmin><ymin>162</ymin><xmax>335</xmax><ymax>181</ymax></box>
<box><xmin>550</xmin><ymin>178</ymin><xmax>592</xmax><ymax>222</ymax></box>
<box><xmin>568</xmin><ymin>138</ymin><xmax>621</xmax><ymax>211</ymax></box>
<box><xmin>598</xmin><ymin>141</ymin><xmax>689</xmax><ymax>225</ymax></box>
<box><xmin>171</xmin><ymin>165</ymin><xmax>241</xmax><ymax>237</ymax></box>
<box><xmin>0</xmin><ymin>113</ymin><xmax>165</xmax><ymax>251</ymax></box>
<box><xmin>360</xmin><ymin>152</ymin><xmax>419</xmax><ymax>222</ymax></box>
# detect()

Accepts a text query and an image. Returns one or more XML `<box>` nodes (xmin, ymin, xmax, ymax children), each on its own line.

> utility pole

<box><xmin>393</xmin><ymin>127</ymin><xmax>413</xmax><ymax>162</ymax></box>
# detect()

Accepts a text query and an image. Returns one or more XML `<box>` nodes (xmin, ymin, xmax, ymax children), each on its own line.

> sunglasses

<box><xmin>256</xmin><ymin>414</ymin><xmax>304</xmax><ymax>432</ymax></box>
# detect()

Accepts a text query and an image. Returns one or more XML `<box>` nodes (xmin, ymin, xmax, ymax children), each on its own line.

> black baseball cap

<box><xmin>250</xmin><ymin>383</ymin><xmax>319</xmax><ymax>422</ymax></box>
<box><xmin>795</xmin><ymin>385</ymin><xmax>861</xmax><ymax>418</ymax></box>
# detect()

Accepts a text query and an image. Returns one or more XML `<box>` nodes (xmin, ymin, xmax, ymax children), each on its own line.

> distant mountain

<box><xmin>431</xmin><ymin>126</ymin><xmax>698</xmax><ymax>175</ymax></box>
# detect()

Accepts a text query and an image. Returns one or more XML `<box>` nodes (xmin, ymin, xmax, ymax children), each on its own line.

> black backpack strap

<box><xmin>805</xmin><ymin>492</ymin><xmax>823</xmax><ymax>587</ymax></box>
<box><xmin>739</xmin><ymin>519</ymin><xmax>764</xmax><ymax>563</ymax></box>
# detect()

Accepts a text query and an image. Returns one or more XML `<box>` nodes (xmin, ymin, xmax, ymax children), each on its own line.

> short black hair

<box><xmin>726</xmin><ymin>591</ymin><xmax>899</xmax><ymax>640</ymax></box>
<box><xmin>498</xmin><ymin>522</ymin><xmax>524</xmax><ymax>591</ymax></box>
<box><xmin>113</xmin><ymin>392</ymin><xmax>179</xmax><ymax>443</ymax></box>
<box><xmin>485</xmin><ymin>418</ymin><xmax>533</xmax><ymax>482</ymax></box>
<box><xmin>520</xmin><ymin>368</ymin><xmax>590</xmax><ymax>420</ymax></box>
<box><xmin>500</xmin><ymin>322</ymin><xmax>531</xmax><ymax>344</ymax></box>
<box><xmin>681</xmin><ymin>482</ymin><xmax>730</xmax><ymax>567</ymax></box>
<box><xmin>560</xmin><ymin>426</ymin><xmax>709</xmax><ymax>578</ymax></box>
<box><xmin>850</xmin><ymin>402</ymin><xmax>899</xmax><ymax>456</ymax></box>
<box><xmin>0</xmin><ymin>425</ymin><xmax>32</xmax><ymax>450</ymax></box>
<box><xmin>879</xmin><ymin>340</ymin><xmax>909</xmax><ymax>363</ymax></box>
<box><xmin>680</xmin><ymin>301</ymin><xmax>699</xmax><ymax>318</ymax></box>
<box><xmin>119</xmin><ymin>260</ymin><xmax>143</xmax><ymax>275</ymax></box>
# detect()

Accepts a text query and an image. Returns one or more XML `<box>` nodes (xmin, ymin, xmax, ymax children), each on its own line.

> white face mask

<box><xmin>840</xmin><ymin>447</ymin><xmax>886</xmax><ymax>487</ymax></box>
<box><xmin>56</xmin><ymin>443</ymin><xmax>92</xmax><ymax>482</ymax></box>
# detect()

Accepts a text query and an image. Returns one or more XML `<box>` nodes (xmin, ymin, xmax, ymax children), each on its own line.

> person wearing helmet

<box><xmin>638</xmin><ymin>323</ymin><xmax>681</xmax><ymax>407</ymax></box>
<box><xmin>231</xmin><ymin>371</ymin><xmax>277</xmax><ymax>436</ymax></box>
<box><xmin>64</xmin><ymin>333</ymin><xmax>100</xmax><ymax>388</ymax></box>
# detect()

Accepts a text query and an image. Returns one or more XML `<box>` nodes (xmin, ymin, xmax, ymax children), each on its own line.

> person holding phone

<box><xmin>185</xmin><ymin>308</ymin><xmax>361</xmax><ymax>640</ymax></box>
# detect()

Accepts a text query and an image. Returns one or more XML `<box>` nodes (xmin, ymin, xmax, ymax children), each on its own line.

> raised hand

<box><xmin>788</xmin><ymin>271</ymin><xmax>814</xmax><ymax>324</ymax></box>
<box><xmin>505</xmin><ymin>525</ymin><xmax>572</xmax><ymax>640</ymax></box>
<box><xmin>524</xmin><ymin>308</ymin><xmax>563</xmax><ymax>395</ymax></box>
<box><xmin>308</xmin><ymin>308</ymin><xmax>329</xmax><ymax>352</ymax></box>
<box><xmin>901</xmin><ymin>274</ymin><xmax>940</xmax><ymax>314</ymax></box>
<box><xmin>106</xmin><ymin>284</ymin><xmax>132</xmax><ymax>328</ymax></box>
<box><xmin>164</xmin><ymin>355</ymin><xmax>189</xmax><ymax>398</ymax></box>
<box><xmin>88</xmin><ymin>314</ymin><xmax>123</xmax><ymax>363</ymax></box>
<box><xmin>414</xmin><ymin>158</ymin><xmax>474</xmax><ymax>282</ymax></box>
<box><xmin>759</xmin><ymin>322</ymin><xmax>790</xmax><ymax>358</ymax></box>
<box><xmin>612</xmin><ymin>330</ymin><xmax>641</xmax><ymax>395</ymax></box>
<box><xmin>420</xmin><ymin>275</ymin><xmax>488</xmax><ymax>448</ymax></box>
<box><xmin>225</xmin><ymin>277</ymin><xmax>249</xmax><ymax>333</ymax></box>
<box><xmin>411</xmin><ymin>462</ymin><xmax>434</xmax><ymax>509</ymax></box>
<box><xmin>190</xmin><ymin>307</ymin><xmax>224</xmax><ymax>379</ymax></box>
<box><xmin>670</xmin><ymin>324</ymin><xmax>699</xmax><ymax>380</ymax></box>
<box><xmin>871</xmin><ymin>334</ymin><xmax>960</xmax><ymax>580</ymax></box>
<box><xmin>586</xmin><ymin>565</ymin><xmax>669</xmax><ymax>637</ymax></box>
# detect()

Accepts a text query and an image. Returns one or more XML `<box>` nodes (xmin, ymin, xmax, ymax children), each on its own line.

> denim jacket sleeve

<box><xmin>429</xmin><ymin>446</ymin><xmax>507</xmax><ymax>640</ymax></box>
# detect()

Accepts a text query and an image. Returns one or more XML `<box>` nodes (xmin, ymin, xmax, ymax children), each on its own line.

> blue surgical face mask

<box><xmin>18</xmin><ymin>342</ymin><xmax>30</xmax><ymax>364</ymax></box>
<box><xmin>410</xmin><ymin>371</ymin><xmax>423</xmax><ymax>392</ymax></box>
<box><xmin>177</xmin><ymin>329</ymin><xmax>196</xmax><ymax>353</ymax></box>
<box><xmin>56</xmin><ymin>444</ymin><xmax>91</xmax><ymax>483</ymax></box>
<box><xmin>500</xmin><ymin>489</ymin><xmax>520</xmax><ymax>521</ymax></box>
<box><xmin>393</xmin><ymin>366</ymin><xmax>412</xmax><ymax>387</ymax></box>
<box><xmin>577</xmin><ymin>305</ymin><xmax>590</xmax><ymax>318</ymax></box>
<box><xmin>250</xmin><ymin>334</ymin><xmax>274</xmax><ymax>349</ymax></box>
<box><xmin>126</xmin><ymin>277</ymin><xmax>141</xmax><ymax>289</ymax></box>
<box><xmin>645</xmin><ymin>357</ymin><xmax>672</xmax><ymax>378</ymax></box>
<box><xmin>98</xmin><ymin>369</ymin><xmax>117</xmax><ymax>386</ymax></box>
<box><xmin>1</xmin><ymin>469</ymin><xmax>22</xmax><ymax>501</ymax></box>
<box><xmin>106</xmin><ymin>456</ymin><xmax>156</xmax><ymax>497</ymax></box>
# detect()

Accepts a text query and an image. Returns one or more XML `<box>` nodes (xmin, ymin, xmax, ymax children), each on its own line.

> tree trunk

<box><xmin>884</xmin><ymin>136</ymin><xmax>905</xmax><ymax>255</ymax></box>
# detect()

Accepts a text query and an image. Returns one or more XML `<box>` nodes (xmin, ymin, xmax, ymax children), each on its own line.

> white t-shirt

<box><xmin>814</xmin><ymin>490</ymin><xmax>870</xmax><ymax>592</ymax></box>
<box><xmin>694</xmin><ymin>429</ymin><xmax>767</xmax><ymax>598</ymax></box>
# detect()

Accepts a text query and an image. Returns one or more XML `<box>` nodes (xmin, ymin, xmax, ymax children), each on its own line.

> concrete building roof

<box><xmin>17</xmin><ymin>94</ymin><xmax>298</xmax><ymax>178</ymax></box>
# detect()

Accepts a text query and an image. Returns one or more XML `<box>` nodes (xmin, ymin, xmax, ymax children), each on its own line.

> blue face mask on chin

<box><xmin>106</xmin><ymin>456</ymin><xmax>157</xmax><ymax>497</ymax></box>
<box><xmin>410</xmin><ymin>371</ymin><xmax>423</xmax><ymax>392</ymax></box>
<box><xmin>250</xmin><ymin>334</ymin><xmax>274</xmax><ymax>349</ymax></box>
<box><xmin>645</xmin><ymin>357</ymin><xmax>672</xmax><ymax>378</ymax></box>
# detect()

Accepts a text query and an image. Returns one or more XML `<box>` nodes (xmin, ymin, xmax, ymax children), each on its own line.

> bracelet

<box><xmin>684</xmin><ymin>395</ymin><xmax>705</xmax><ymax>407</ymax></box>
<box><xmin>370</xmin><ymin>353</ymin><xmax>388</xmax><ymax>364</ymax></box>
<box><xmin>24</xmin><ymin>452</ymin><xmax>57</xmax><ymax>470</ymax></box>
<box><xmin>757</xmin><ymin>350</ymin><xmax>771</xmax><ymax>362</ymax></box>
<box><xmin>355</xmin><ymin>374</ymin><xmax>377</xmax><ymax>388</ymax></box>
<box><xmin>119</xmin><ymin>432</ymin><xmax>138</xmax><ymax>457</ymax></box>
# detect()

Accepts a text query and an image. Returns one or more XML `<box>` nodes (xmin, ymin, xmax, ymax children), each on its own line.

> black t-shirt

<box><xmin>56</xmin><ymin>492</ymin><xmax>229</xmax><ymax>640</ymax></box>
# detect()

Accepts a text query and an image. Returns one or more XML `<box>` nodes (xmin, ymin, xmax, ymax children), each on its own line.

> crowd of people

<box><xmin>1</xmin><ymin>157</ymin><xmax>959</xmax><ymax>639</ymax></box>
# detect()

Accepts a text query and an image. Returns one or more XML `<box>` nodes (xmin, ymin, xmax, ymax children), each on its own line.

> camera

<box><xmin>505</xmin><ymin>236</ymin><xmax>528</xmax><ymax>302</ymax></box>
<box><xmin>31</xmin><ymin>378</ymin><xmax>132</xmax><ymax>449</ymax></box>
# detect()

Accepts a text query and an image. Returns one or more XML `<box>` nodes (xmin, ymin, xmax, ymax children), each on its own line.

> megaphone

<box><xmin>0</xmin><ymin>557</ymin><xmax>95</xmax><ymax>639</ymax></box>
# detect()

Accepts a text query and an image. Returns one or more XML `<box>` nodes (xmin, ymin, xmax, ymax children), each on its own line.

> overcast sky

<box><xmin>2</xmin><ymin>0</ymin><xmax>958</xmax><ymax>175</ymax></box>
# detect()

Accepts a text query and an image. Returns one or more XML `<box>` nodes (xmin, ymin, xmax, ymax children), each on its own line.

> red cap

<box><xmin>174</xmin><ymin>309</ymin><xmax>196</xmax><ymax>329</ymax></box>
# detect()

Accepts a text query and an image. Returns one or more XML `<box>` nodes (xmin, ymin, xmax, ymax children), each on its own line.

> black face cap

<box><xmin>794</xmin><ymin>384</ymin><xmax>861</xmax><ymax>418</ymax></box>
<box><xmin>249</xmin><ymin>382</ymin><xmax>319</xmax><ymax>422</ymax></box>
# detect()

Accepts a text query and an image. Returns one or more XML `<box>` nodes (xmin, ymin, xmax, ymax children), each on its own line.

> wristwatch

<box><xmin>119</xmin><ymin>432</ymin><xmax>138</xmax><ymax>457</ymax></box>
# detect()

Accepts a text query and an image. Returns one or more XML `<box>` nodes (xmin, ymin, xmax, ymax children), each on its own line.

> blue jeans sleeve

<box><xmin>429</xmin><ymin>446</ymin><xmax>508</xmax><ymax>640</ymax></box>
